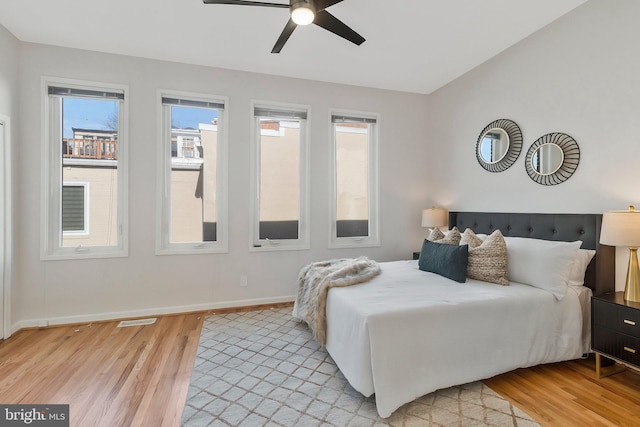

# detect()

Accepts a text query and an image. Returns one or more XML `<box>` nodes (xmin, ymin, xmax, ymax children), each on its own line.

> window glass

<box><xmin>259</xmin><ymin>118</ymin><xmax>300</xmax><ymax>240</ymax></box>
<box><xmin>335</xmin><ymin>122</ymin><xmax>370</xmax><ymax>238</ymax></box>
<box><xmin>251</xmin><ymin>104</ymin><xmax>309</xmax><ymax>250</ymax></box>
<box><xmin>331</xmin><ymin>112</ymin><xmax>379</xmax><ymax>247</ymax></box>
<box><xmin>158</xmin><ymin>93</ymin><xmax>227</xmax><ymax>254</ymax></box>
<box><xmin>43</xmin><ymin>81</ymin><xmax>127</xmax><ymax>260</ymax></box>
<box><xmin>61</xmin><ymin>97</ymin><xmax>119</xmax><ymax>248</ymax></box>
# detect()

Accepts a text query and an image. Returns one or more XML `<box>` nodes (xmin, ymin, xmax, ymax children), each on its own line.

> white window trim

<box><xmin>62</xmin><ymin>181</ymin><xmax>90</xmax><ymax>236</ymax></box>
<box><xmin>1</xmin><ymin>115</ymin><xmax>12</xmax><ymax>340</ymax></box>
<box><xmin>40</xmin><ymin>77</ymin><xmax>128</xmax><ymax>260</ymax></box>
<box><xmin>156</xmin><ymin>89</ymin><xmax>229</xmax><ymax>255</ymax></box>
<box><xmin>249</xmin><ymin>100</ymin><xmax>310</xmax><ymax>252</ymax></box>
<box><xmin>329</xmin><ymin>109</ymin><xmax>380</xmax><ymax>249</ymax></box>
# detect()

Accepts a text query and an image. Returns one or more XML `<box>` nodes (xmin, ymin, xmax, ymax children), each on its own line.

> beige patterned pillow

<box><xmin>460</xmin><ymin>228</ymin><xmax>483</xmax><ymax>247</ymax></box>
<box><xmin>460</xmin><ymin>228</ymin><xmax>508</xmax><ymax>286</ymax></box>
<box><xmin>426</xmin><ymin>227</ymin><xmax>445</xmax><ymax>241</ymax></box>
<box><xmin>428</xmin><ymin>227</ymin><xmax>461</xmax><ymax>245</ymax></box>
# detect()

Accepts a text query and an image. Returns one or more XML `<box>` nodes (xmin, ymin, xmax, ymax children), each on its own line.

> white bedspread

<box><xmin>324</xmin><ymin>260</ymin><xmax>591</xmax><ymax>418</ymax></box>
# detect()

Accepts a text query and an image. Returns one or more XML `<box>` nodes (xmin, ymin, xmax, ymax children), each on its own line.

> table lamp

<box><xmin>421</xmin><ymin>207</ymin><xmax>447</xmax><ymax>232</ymax></box>
<box><xmin>600</xmin><ymin>206</ymin><xmax>640</xmax><ymax>302</ymax></box>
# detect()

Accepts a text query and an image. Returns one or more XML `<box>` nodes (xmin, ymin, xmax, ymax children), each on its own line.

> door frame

<box><xmin>0</xmin><ymin>115</ymin><xmax>12</xmax><ymax>340</ymax></box>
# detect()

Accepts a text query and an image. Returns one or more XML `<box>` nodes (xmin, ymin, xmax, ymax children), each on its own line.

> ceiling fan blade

<box><xmin>203</xmin><ymin>0</ymin><xmax>289</xmax><ymax>8</ymax></box>
<box><xmin>313</xmin><ymin>10</ymin><xmax>365</xmax><ymax>46</ymax></box>
<box><xmin>314</xmin><ymin>0</ymin><xmax>344</xmax><ymax>12</ymax></box>
<box><xmin>271</xmin><ymin>18</ymin><xmax>298</xmax><ymax>53</ymax></box>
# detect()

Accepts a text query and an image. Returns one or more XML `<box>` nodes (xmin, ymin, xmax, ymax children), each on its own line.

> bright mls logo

<box><xmin>0</xmin><ymin>405</ymin><xmax>69</xmax><ymax>426</ymax></box>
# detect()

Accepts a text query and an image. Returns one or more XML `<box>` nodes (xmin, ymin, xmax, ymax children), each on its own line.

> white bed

<box><xmin>318</xmin><ymin>212</ymin><xmax>615</xmax><ymax>418</ymax></box>
<box><xmin>325</xmin><ymin>259</ymin><xmax>591</xmax><ymax>418</ymax></box>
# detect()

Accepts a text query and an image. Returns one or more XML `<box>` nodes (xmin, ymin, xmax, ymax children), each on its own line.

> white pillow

<box><xmin>504</xmin><ymin>237</ymin><xmax>582</xmax><ymax>300</ymax></box>
<box><xmin>568</xmin><ymin>249</ymin><xmax>596</xmax><ymax>287</ymax></box>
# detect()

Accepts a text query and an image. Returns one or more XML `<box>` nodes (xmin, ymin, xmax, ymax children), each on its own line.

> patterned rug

<box><xmin>182</xmin><ymin>308</ymin><xmax>540</xmax><ymax>426</ymax></box>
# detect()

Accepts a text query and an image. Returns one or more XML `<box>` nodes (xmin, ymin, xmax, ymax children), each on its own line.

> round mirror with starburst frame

<box><xmin>525</xmin><ymin>132</ymin><xmax>580</xmax><ymax>185</ymax></box>
<box><xmin>476</xmin><ymin>119</ymin><xmax>522</xmax><ymax>173</ymax></box>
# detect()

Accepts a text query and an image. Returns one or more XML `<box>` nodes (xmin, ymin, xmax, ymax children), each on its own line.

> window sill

<box><xmin>329</xmin><ymin>239</ymin><xmax>381</xmax><ymax>249</ymax></box>
<box><xmin>41</xmin><ymin>247</ymin><xmax>128</xmax><ymax>261</ymax></box>
<box><xmin>156</xmin><ymin>245</ymin><xmax>228</xmax><ymax>256</ymax></box>
<box><xmin>250</xmin><ymin>242</ymin><xmax>310</xmax><ymax>252</ymax></box>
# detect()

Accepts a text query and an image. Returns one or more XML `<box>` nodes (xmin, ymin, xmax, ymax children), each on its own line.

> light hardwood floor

<box><xmin>1</xmin><ymin>307</ymin><xmax>639</xmax><ymax>426</ymax></box>
<box><xmin>485</xmin><ymin>357</ymin><xmax>640</xmax><ymax>427</ymax></box>
<box><xmin>0</xmin><ymin>313</ymin><xmax>202</xmax><ymax>427</ymax></box>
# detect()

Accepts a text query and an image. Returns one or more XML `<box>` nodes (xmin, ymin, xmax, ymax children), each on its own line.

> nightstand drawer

<box><xmin>593</xmin><ymin>298</ymin><xmax>640</xmax><ymax>338</ymax></box>
<box><xmin>593</xmin><ymin>325</ymin><xmax>640</xmax><ymax>366</ymax></box>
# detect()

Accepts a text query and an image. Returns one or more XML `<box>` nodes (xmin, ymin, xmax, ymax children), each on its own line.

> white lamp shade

<box><xmin>421</xmin><ymin>207</ymin><xmax>447</xmax><ymax>228</ymax></box>
<box><xmin>291</xmin><ymin>5</ymin><xmax>315</xmax><ymax>25</ymax></box>
<box><xmin>600</xmin><ymin>208</ymin><xmax>640</xmax><ymax>247</ymax></box>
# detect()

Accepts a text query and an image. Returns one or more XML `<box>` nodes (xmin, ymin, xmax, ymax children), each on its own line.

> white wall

<box><xmin>426</xmin><ymin>0</ymin><xmax>640</xmax><ymax>289</ymax></box>
<box><xmin>0</xmin><ymin>24</ymin><xmax>19</xmax><ymax>337</ymax></box>
<box><xmin>12</xmin><ymin>41</ymin><xmax>430</xmax><ymax>328</ymax></box>
<box><xmin>0</xmin><ymin>25</ymin><xmax>18</xmax><ymax>117</ymax></box>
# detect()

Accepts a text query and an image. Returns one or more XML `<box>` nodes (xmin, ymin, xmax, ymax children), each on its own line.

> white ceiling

<box><xmin>0</xmin><ymin>0</ymin><xmax>587</xmax><ymax>94</ymax></box>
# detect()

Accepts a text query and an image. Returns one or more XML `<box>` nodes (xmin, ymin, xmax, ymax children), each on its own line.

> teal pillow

<box><xmin>418</xmin><ymin>239</ymin><xmax>469</xmax><ymax>283</ymax></box>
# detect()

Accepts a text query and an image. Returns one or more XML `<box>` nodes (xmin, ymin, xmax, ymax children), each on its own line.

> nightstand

<box><xmin>591</xmin><ymin>292</ymin><xmax>640</xmax><ymax>378</ymax></box>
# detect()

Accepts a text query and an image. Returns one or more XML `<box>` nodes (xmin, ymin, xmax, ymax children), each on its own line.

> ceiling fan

<box><xmin>202</xmin><ymin>0</ymin><xmax>365</xmax><ymax>53</ymax></box>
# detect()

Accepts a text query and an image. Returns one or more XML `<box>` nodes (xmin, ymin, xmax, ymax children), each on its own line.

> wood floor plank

<box><xmin>485</xmin><ymin>358</ymin><xmax>640</xmax><ymax>427</ymax></box>
<box><xmin>1</xmin><ymin>307</ymin><xmax>639</xmax><ymax>426</ymax></box>
<box><xmin>0</xmin><ymin>314</ymin><xmax>203</xmax><ymax>427</ymax></box>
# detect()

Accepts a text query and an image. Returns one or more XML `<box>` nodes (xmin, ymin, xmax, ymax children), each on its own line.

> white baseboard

<box><xmin>10</xmin><ymin>295</ymin><xmax>295</xmax><ymax>334</ymax></box>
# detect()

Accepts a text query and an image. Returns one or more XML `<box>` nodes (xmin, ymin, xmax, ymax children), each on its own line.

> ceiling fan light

<box><xmin>291</xmin><ymin>3</ymin><xmax>315</xmax><ymax>26</ymax></box>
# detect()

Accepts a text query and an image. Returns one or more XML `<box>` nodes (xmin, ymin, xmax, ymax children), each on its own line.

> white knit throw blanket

<box><xmin>292</xmin><ymin>256</ymin><xmax>381</xmax><ymax>346</ymax></box>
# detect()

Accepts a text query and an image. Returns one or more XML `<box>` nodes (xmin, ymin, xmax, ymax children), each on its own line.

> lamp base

<box><xmin>624</xmin><ymin>247</ymin><xmax>640</xmax><ymax>302</ymax></box>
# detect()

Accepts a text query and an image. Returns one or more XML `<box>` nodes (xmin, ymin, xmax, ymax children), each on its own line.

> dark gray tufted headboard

<box><xmin>449</xmin><ymin>212</ymin><xmax>615</xmax><ymax>295</ymax></box>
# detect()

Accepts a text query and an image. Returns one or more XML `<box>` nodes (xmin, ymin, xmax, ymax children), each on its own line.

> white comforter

<box><xmin>324</xmin><ymin>260</ymin><xmax>590</xmax><ymax>418</ymax></box>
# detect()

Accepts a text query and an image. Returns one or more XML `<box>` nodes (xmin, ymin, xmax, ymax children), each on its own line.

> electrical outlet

<box><xmin>240</xmin><ymin>276</ymin><xmax>248</xmax><ymax>287</ymax></box>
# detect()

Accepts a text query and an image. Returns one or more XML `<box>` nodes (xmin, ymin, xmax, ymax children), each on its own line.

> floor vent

<box><xmin>117</xmin><ymin>318</ymin><xmax>157</xmax><ymax>328</ymax></box>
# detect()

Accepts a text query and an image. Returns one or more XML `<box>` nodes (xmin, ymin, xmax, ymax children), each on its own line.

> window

<box><xmin>330</xmin><ymin>111</ymin><xmax>380</xmax><ymax>247</ymax></box>
<box><xmin>62</xmin><ymin>183</ymin><xmax>89</xmax><ymax>234</ymax></box>
<box><xmin>250</xmin><ymin>102</ymin><xmax>309</xmax><ymax>250</ymax></box>
<box><xmin>157</xmin><ymin>91</ymin><xmax>228</xmax><ymax>254</ymax></box>
<box><xmin>42</xmin><ymin>78</ymin><xmax>128</xmax><ymax>259</ymax></box>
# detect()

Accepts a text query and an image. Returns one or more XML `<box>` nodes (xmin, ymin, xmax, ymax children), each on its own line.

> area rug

<box><xmin>182</xmin><ymin>308</ymin><xmax>540</xmax><ymax>426</ymax></box>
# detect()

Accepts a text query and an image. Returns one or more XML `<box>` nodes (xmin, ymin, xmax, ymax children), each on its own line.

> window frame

<box><xmin>41</xmin><ymin>77</ymin><xmax>128</xmax><ymax>260</ymax></box>
<box><xmin>156</xmin><ymin>89</ymin><xmax>229</xmax><ymax>255</ymax></box>
<box><xmin>249</xmin><ymin>101</ymin><xmax>310</xmax><ymax>252</ymax></box>
<box><xmin>62</xmin><ymin>182</ymin><xmax>90</xmax><ymax>236</ymax></box>
<box><xmin>329</xmin><ymin>109</ymin><xmax>380</xmax><ymax>248</ymax></box>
